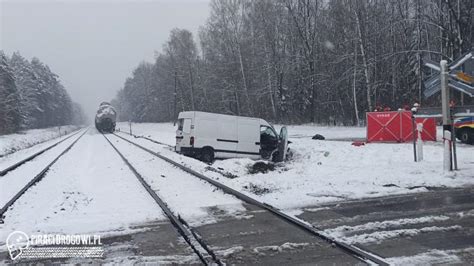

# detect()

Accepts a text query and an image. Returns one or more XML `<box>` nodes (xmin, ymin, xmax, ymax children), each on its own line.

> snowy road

<box><xmin>298</xmin><ymin>187</ymin><xmax>474</xmax><ymax>265</ymax></box>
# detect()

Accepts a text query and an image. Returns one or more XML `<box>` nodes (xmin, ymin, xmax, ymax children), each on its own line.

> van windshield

<box><xmin>177</xmin><ymin>119</ymin><xmax>184</xmax><ymax>131</ymax></box>
<box><xmin>260</xmin><ymin>126</ymin><xmax>278</xmax><ymax>143</ymax></box>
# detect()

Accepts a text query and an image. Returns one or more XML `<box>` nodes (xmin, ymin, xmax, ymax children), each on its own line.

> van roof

<box><xmin>178</xmin><ymin>111</ymin><xmax>268</xmax><ymax>124</ymax></box>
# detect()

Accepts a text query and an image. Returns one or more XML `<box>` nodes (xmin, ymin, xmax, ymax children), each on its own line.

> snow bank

<box><xmin>0</xmin><ymin>125</ymin><xmax>80</xmax><ymax>157</ymax></box>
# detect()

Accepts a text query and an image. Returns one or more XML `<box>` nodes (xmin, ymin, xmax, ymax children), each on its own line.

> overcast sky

<box><xmin>0</xmin><ymin>0</ymin><xmax>210</xmax><ymax>120</ymax></box>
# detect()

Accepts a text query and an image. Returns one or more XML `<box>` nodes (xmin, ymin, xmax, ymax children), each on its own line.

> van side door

<box><xmin>214</xmin><ymin>116</ymin><xmax>238</xmax><ymax>158</ymax></box>
<box><xmin>236</xmin><ymin>119</ymin><xmax>260</xmax><ymax>158</ymax></box>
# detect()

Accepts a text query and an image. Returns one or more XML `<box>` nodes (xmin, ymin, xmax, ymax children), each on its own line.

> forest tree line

<box><xmin>113</xmin><ymin>0</ymin><xmax>473</xmax><ymax>125</ymax></box>
<box><xmin>0</xmin><ymin>51</ymin><xmax>86</xmax><ymax>135</ymax></box>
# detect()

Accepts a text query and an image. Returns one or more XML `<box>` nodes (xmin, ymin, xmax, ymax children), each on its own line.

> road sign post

<box><xmin>416</xmin><ymin>123</ymin><xmax>424</xmax><ymax>161</ymax></box>
<box><xmin>411</xmin><ymin>114</ymin><xmax>417</xmax><ymax>162</ymax></box>
<box><xmin>423</xmin><ymin>52</ymin><xmax>474</xmax><ymax>171</ymax></box>
<box><xmin>451</xmin><ymin>118</ymin><xmax>458</xmax><ymax>170</ymax></box>
<box><xmin>440</xmin><ymin>60</ymin><xmax>452</xmax><ymax>171</ymax></box>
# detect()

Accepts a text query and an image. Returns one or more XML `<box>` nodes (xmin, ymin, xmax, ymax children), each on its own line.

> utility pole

<box><xmin>173</xmin><ymin>69</ymin><xmax>177</xmax><ymax>126</ymax></box>
<box><xmin>440</xmin><ymin>60</ymin><xmax>452</xmax><ymax>171</ymax></box>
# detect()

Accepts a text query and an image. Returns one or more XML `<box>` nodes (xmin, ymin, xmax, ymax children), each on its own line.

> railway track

<box><xmin>109</xmin><ymin>132</ymin><xmax>388</xmax><ymax>265</ymax></box>
<box><xmin>0</xmin><ymin>129</ymin><xmax>88</xmax><ymax>223</ymax></box>
<box><xmin>103</xmin><ymin>134</ymin><xmax>221</xmax><ymax>265</ymax></box>
<box><xmin>0</xmin><ymin>128</ymin><xmax>83</xmax><ymax>176</ymax></box>
<box><xmin>115</xmin><ymin>131</ymin><xmax>174</xmax><ymax>148</ymax></box>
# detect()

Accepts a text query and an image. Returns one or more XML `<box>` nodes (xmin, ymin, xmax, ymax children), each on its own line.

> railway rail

<box><xmin>116</xmin><ymin>131</ymin><xmax>173</xmax><ymax>148</ymax></box>
<box><xmin>111</xmin><ymin>132</ymin><xmax>388</xmax><ymax>265</ymax></box>
<box><xmin>0</xmin><ymin>129</ymin><xmax>88</xmax><ymax>223</ymax></box>
<box><xmin>103</xmin><ymin>134</ymin><xmax>221</xmax><ymax>265</ymax></box>
<box><xmin>0</xmin><ymin>128</ymin><xmax>83</xmax><ymax>176</ymax></box>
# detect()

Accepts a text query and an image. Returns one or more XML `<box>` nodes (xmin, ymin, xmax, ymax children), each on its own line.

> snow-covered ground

<box><xmin>116</xmin><ymin>122</ymin><xmax>474</xmax><ymax>211</ymax></box>
<box><xmin>0</xmin><ymin>128</ymin><xmax>81</xmax><ymax>172</ymax></box>
<box><xmin>0</xmin><ymin>125</ymin><xmax>80</xmax><ymax>157</ymax></box>
<box><xmin>0</xmin><ymin>122</ymin><xmax>471</xmax><ymax>262</ymax></box>
<box><xmin>116</xmin><ymin>122</ymin><xmax>176</xmax><ymax>146</ymax></box>
<box><xmin>0</xmin><ymin>130</ymin><xmax>164</xmax><ymax>249</ymax></box>
<box><xmin>109</xmin><ymin>134</ymin><xmax>246</xmax><ymax>226</ymax></box>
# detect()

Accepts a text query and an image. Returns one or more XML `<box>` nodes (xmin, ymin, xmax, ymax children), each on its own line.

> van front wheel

<box><xmin>201</xmin><ymin>147</ymin><xmax>215</xmax><ymax>163</ymax></box>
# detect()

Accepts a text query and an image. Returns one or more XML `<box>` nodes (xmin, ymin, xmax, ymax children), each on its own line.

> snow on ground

<box><xmin>225</xmin><ymin>131</ymin><xmax>474</xmax><ymax>210</ymax></box>
<box><xmin>0</xmin><ymin>125</ymin><xmax>80</xmax><ymax>157</ymax></box>
<box><xmin>0</xmin><ymin>128</ymin><xmax>82</xmax><ymax>173</ymax></box>
<box><xmin>109</xmin><ymin>134</ymin><xmax>246</xmax><ymax>226</ymax></box>
<box><xmin>323</xmin><ymin>215</ymin><xmax>451</xmax><ymax>237</ymax></box>
<box><xmin>0</xmin><ymin>129</ymin><xmax>165</xmax><ymax>250</ymax></box>
<box><xmin>0</xmin><ymin>131</ymin><xmax>83</xmax><ymax>207</ymax></box>
<box><xmin>322</xmin><ymin>215</ymin><xmax>462</xmax><ymax>245</ymax></box>
<box><xmin>116</xmin><ymin>122</ymin><xmax>176</xmax><ymax>146</ymax></box>
<box><xmin>116</xmin><ymin>122</ymin><xmax>474</xmax><ymax>212</ymax></box>
<box><xmin>252</xmin><ymin>242</ymin><xmax>310</xmax><ymax>254</ymax></box>
<box><xmin>386</xmin><ymin>248</ymin><xmax>473</xmax><ymax>265</ymax></box>
<box><xmin>101</xmin><ymin>254</ymin><xmax>198</xmax><ymax>265</ymax></box>
<box><xmin>333</xmin><ymin>225</ymin><xmax>462</xmax><ymax>245</ymax></box>
<box><xmin>280</xmin><ymin>124</ymin><xmax>366</xmax><ymax>140</ymax></box>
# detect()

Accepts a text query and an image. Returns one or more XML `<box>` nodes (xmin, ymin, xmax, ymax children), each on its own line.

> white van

<box><xmin>175</xmin><ymin>111</ymin><xmax>288</xmax><ymax>162</ymax></box>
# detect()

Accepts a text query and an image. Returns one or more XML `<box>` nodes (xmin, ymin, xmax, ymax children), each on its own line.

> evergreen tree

<box><xmin>9</xmin><ymin>52</ymin><xmax>41</xmax><ymax>129</ymax></box>
<box><xmin>0</xmin><ymin>51</ymin><xmax>22</xmax><ymax>134</ymax></box>
<box><xmin>2</xmin><ymin>51</ymin><xmax>83</xmax><ymax>134</ymax></box>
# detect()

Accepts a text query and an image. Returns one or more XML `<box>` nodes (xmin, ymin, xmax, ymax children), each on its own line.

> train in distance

<box><xmin>95</xmin><ymin>102</ymin><xmax>116</xmax><ymax>133</ymax></box>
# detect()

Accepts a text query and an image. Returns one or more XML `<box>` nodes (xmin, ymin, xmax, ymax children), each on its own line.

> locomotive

<box><xmin>95</xmin><ymin>102</ymin><xmax>117</xmax><ymax>133</ymax></box>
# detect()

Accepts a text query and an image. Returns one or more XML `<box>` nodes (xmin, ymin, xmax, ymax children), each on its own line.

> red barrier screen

<box><xmin>366</xmin><ymin>111</ymin><xmax>436</xmax><ymax>142</ymax></box>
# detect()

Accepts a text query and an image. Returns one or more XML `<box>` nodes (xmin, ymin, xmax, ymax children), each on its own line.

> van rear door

<box><xmin>176</xmin><ymin>117</ymin><xmax>192</xmax><ymax>151</ymax></box>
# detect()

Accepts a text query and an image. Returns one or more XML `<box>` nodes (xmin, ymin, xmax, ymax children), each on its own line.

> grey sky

<box><xmin>0</xmin><ymin>0</ymin><xmax>210</xmax><ymax>120</ymax></box>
